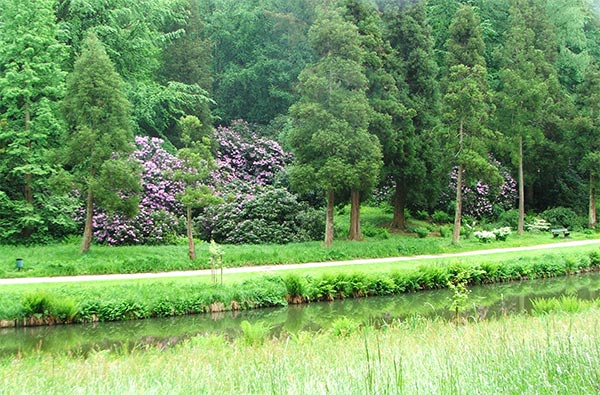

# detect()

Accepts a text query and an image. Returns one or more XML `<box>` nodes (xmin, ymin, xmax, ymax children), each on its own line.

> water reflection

<box><xmin>1</xmin><ymin>272</ymin><xmax>599</xmax><ymax>356</ymax></box>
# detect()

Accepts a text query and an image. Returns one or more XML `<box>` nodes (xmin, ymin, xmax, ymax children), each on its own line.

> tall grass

<box><xmin>1</xmin><ymin>308</ymin><xmax>599</xmax><ymax>394</ymax></box>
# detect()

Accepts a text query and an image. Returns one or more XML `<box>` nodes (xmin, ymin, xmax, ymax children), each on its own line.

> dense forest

<box><xmin>1</xmin><ymin>0</ymin><xmax>599</xmax><ymax>248</ymax></box>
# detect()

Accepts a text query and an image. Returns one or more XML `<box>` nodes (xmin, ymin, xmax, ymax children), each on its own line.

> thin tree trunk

<box><xmin>452</xmin><ymin>120</ymin><xmax>464</xmax><ymax>245</ymax></box>
<box><xmin>518</xmin><ymin>135</ymin><xmax>525</xmax><ymax>235</ymax></box>
<box><xmin>452</xmin><ymin>164</ymin><xmax>463</xmax><ymax>244</ymax></box>
<box><xmin>325</xmin><ymin>189</ymin><xmax>334</xmax><ymax>246</ymax></box>
<box><xmin>349</xmin><ymin>190</ymin><xmax>362</xmax><ymax>241</ymax></box>
<box><xmin>80</xmin><ymin>189</ymin><xmax>94</xmax><ymax>253</ymax></box>
<box><xmin>391</xmin><ymin>179</ymin><xmax>407</xmax><ymax>230</ymax></box>
<box><xmin>187</xmin><ymin>205</ymin><xmax>196</xmax><ymax>260</ymax></box>
<box><xmin>590</xmin><ymin>173</ymin><xmax>597</xmax><ymax>229</ymax></box>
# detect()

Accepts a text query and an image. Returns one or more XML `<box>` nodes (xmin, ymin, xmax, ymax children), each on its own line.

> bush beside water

<box><xmin>3</xmin><ymin>250</ymin><xmax>600</xmax><ymax>326</ymax></box>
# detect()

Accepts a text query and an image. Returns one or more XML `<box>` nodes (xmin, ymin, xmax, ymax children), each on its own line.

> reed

<box><xmin>1</xmin><ymin>307</ymin><xmax>599</xmax><ymax>394</ymax></box>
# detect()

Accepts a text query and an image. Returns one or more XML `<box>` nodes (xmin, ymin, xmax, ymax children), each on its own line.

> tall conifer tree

<box><xmin>444</xmin><ymin>5</ymin><xmax>497</xmax><ymax>244</ymax></box>
<box><xmin>384</xmin><ymin>0</ymin><xmax>443</xmax><ymax>228</ymax></box>
<box><xmin>288</xmin><ymin>6</ymin><xmax>381</xmax><ymax>246</ymax></box>
<box><xmin>575</xmin><ymin>63</ymin><xmax>600</xmax><ymax>228</ymax></box>
<box><xmin>62</xmin><ymin>34</ymin><xmax>140</xmax><ymax>253</ymax></box>
<box><xmin>495</xmin><ymin>0</ymin><xmax>550</xmax><ymax>235</ymax></box>
<box><xmin>0</xmin><ymin>0</ymin><xmax>68</xmax><ymax>241</ymax></box>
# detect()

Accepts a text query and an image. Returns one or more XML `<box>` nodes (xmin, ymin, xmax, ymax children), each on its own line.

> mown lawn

<box><xmin>1</xmin><ymin>227</ymin><xmax>597</xmax><ymax>279</ymax></box>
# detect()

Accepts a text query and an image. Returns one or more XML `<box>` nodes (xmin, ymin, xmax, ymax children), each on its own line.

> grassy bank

<box><xmin>1</xmin><ymin>302</ymin><xmax>599</xmax><ymax>394</ymax></box>
<box><xmin>1</xmin><ymin>231</ymin><xmax>598</xmax><ymax>279</ymax></box>
<box><xmin>1</xmin><ymin>247</ymin><xmax>598</xmax><ymax>325</ymax></box>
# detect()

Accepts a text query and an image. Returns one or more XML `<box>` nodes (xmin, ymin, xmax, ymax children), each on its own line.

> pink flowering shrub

<box><xmin>442</xmin><ymin>160</ymin><xmax>518</xmax><ymax>219</ymax></box>
<box><xmin>85</xmin><ymin>120</ymin><xmax>318</xmax><ymax>246</ymax></box>
<box><xmin>88</xmin><ymin>136</ymin><xmax>187</xmax><ymax>245</ymax></box>
<box><xmin>195</xmin><ymin>122</ymin><xmax>323</xmax><ymax>245</ymax></box>
<box><xmin>213</xmin><ymin>120</ymin><xmax>289</xmax><ymax>186</ymax></box>
<box><xmin>196</xmin><ymin>182</ymin><xmax>324</xmax><ymax>244</ymax></box>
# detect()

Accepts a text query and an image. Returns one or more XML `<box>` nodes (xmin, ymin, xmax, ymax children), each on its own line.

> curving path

<box><xmin>1</xmin><ymin>239</ymin><xmax>600</xmax><ymax>286</ymax></box>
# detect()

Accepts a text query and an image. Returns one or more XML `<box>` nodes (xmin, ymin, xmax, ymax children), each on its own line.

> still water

<box><xmin>1</xmin><ymin>272</ymin><xmax>599</xmax><ymax>356</ymax></box>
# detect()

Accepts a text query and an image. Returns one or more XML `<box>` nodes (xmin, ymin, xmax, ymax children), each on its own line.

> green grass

<box><xmin>1</xmin><ymin>306</ymin><xmax>599</xmax><ymax>394</ymax></box>
<box><xmin>1</xmin><ymin>228</ymin><xmax>597</xmax><ymax>279</ymax></box>
<box><xmin>1</xmin><ymin>246</ymin><xmax>598</xmax><ymax>323</ymax></box>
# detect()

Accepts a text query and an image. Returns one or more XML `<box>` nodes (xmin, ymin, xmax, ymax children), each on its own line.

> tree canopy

<box><xmin>1</xmin><ymin>0</ymin><xmax>600</xmax><ymax>245</ymax></box>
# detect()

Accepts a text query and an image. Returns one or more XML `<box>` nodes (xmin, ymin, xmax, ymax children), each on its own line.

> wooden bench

<box><xmin>551</xmin><ymin>228</ymin><xmax>570</xmax><ymax>238</ymax></box>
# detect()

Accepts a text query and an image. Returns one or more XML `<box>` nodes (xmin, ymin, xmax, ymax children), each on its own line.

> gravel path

<box><xmin>2</xmin><ymin>239</ymin><xmax>599</xmax><ymax>285</ymax></box>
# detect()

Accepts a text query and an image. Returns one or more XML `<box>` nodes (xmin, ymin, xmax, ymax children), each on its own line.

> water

<box><xmin>1</xmin><ymin>272</ymin><xmax>599</xmax><ymax>356</ymax></box>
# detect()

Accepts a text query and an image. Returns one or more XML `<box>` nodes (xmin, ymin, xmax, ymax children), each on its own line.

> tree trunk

<box><xmin>80</xmin><ymin>189</ymin><xmax>94</xmax><ymax>253</ymax></box>
<box><xmin>452</xmin><ymin>164</ymin><xmax>463</xmax><ymax>244</ymax></box>
<box><xmin>590</xmin><ymin>173</ymin><xmax>597</xmax><ymax>229</ymax></box>
<box><xmin>518</xmin><ymin>136</ymin><xmax>525</xmax><ymax>236</ymax></box>
<box><xmin>349</xmin><ymin>190</ymin><xmax>362</xmax><ymax>241</ymax></box>
<box><xmin>325</xmin><ymin>189</ymin><xmax>334</xmax><ymax>246</ymax></box>
<box><xmin>391</xmin><ymin>179</ymin><xmax>407</xmax><ymax>230</ymax></box>
<box><xmin>187</xmin><ymin>205</ymin><xmax>196</xmax><ymax>260</ymax></box>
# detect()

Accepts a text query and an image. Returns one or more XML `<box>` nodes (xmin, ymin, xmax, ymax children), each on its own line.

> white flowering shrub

<box><xmin>474</xmin><ymin>230</ymin><xmax>496</xmax><ymax>243</ymax></box>
<box><xmin>492</xmin><ymin>227</ymin><xmax>511</xmax><ymax>241</ymax></box>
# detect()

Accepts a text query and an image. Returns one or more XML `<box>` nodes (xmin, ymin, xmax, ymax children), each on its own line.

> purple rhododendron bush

<box><xmin>441</xmin><ymin>159</ymin><xmax>518</xmax><ymax>219</ymax></box>
<box><xmin>82</xmin><ymin>121</ymin><xmax>322</xmax><ymax>246</ymax></box>
<box><xmin>84</xmin><ymin>136</ymin><xmax>187</xmax><ymax>245</ymax></box>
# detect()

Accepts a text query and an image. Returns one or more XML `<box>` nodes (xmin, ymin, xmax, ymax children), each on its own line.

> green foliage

<box><xmin>541</xmin><ymin>207</ymin><xmax>580</xmax><ymax>229</ymax></box>
<box><xmin>362</xmin><ymin>224</ymin><xmax>390</xmax><ymax>239</ymax></box>
<box><xmin>0</xmin><ymin>0</ymin><xmax>71</xmax><ymax>243</ymax></box>
<box><xmin>439</xmin><ymin>225</ymin><xmax>452</xmax><ymax>238</ymax></box>
<box><xmin>239</xmin><ymin>320</ymin><xmax>272</xmax><ymax>346</ymax></box>
<box><xmin>330</xmin><ymin>316</ymin><xmax>360</xmax><ymax>337</ymax></box>
<box><xmin>444</xmin><ymin>5</ymin><xmax>497</xmax><ymax>244</ymax></box>
<box><xmin>283</xmin><ymin>274</ymin><xmax>306</xmax><ymax>300</ymax></box>
<box><xmin>62</xmin><ymin>33</ymin><xmax>140</xmax><ymax>252</ymax></box>
<box><xmin>413</xmin><ymin>227</ymin><xmax>429</xmax><ymax>239</ymax></box>
<box><xmin>198</xmin><ymin>185</ymin><xmax>324</xmax><ymax>244</ymax></box>
<box><xmin>447</xmin><ymin>271</ymin><xmax>471</xmax><ymax>322</ymax></box>
<box><xmin>287</xmin><ymin>6</ymin><xmax>382</xmax><ymax>243</ymax></box>
<box><xmin>531</xmin><ymin>295</ymin><xmax>589</xmax><ymax>316</ymax></box>
<box><xmin>203</xmin><ymin>0</ymin><xmax>315</xmax><ymax>125</ymax></box>
<box><xmin>497</xmin><ymin>209</ymin><xmax>519</xmax><ymax>229</ymax></box>
<box><xmin>432</xmin><ymin>210</ymin><xmax>452</xmax><ymax>224</ymax></box>
<box><xmin>3</xmin><ymin>246</ymin><xmax>600</xmax><ymax>324</ymax></box>
<box><xmin>380</xmin><ymin>0</ymin><xmax>445</xmax><ymax>226</ymax></box>
<box><xmin>21</xmin><ymin>292</ymin><xmax>78</xmax><ymax>322</ymax></box>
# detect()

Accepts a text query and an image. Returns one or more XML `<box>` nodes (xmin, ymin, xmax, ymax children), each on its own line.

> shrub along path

<box><xmin>2</xmin><ymin>239</ymin><xmax>600</xmax><ymax>286</ymax></box>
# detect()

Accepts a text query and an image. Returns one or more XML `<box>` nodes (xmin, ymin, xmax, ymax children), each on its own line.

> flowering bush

<box><xmin>492</xmin><ymin>227</ymin><xmax>511</xmax><ymax>241</ymax></box>
<box><xmin>83</xmin><ymin>120</ymin><xmax>303</xmax><ymax>246</ymax></box>
<box><xmin>474</xmin><ymin>227</ymin><xmax>511</xmax><ymax>243</ymax></box>
<box><xmin>196</xmin><ymin>183</ymin><xmax>324</xmax><ymax>244</ymax></box>
<box><xmin>473</xmin><ymin>230</ymin><xmax>496</xmax><ymax>243</ymax></box>
<box><xmin>442</xmin><ymin>159</ymin><xmax>517</xmax><ymax>219</ymax></box>
<box><xmin>214</xmin><ymin>120</ymin><xmax>290</xmax><ymax>186</ymax></box>
<box><xmin>85</xmin><ymin>136</ymin><xmax>187</xmax><ymax>245</ymax></box>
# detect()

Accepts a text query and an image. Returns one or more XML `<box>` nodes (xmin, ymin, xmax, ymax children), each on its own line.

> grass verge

<box><xmin>1</xmin><ymin>247</ymin><xmax>599</xmax><ymax>326</ymax></box>
<box><xmin>1</xmin><ymin>231</ymin><xmax>598</xmax><ymax>278</ymax></box>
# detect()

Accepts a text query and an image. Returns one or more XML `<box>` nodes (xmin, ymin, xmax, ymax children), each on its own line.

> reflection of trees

<box><xmin>3</xmin><ymin>273</ymin><xmax>599</xmax><ymax>355</ymax></box>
